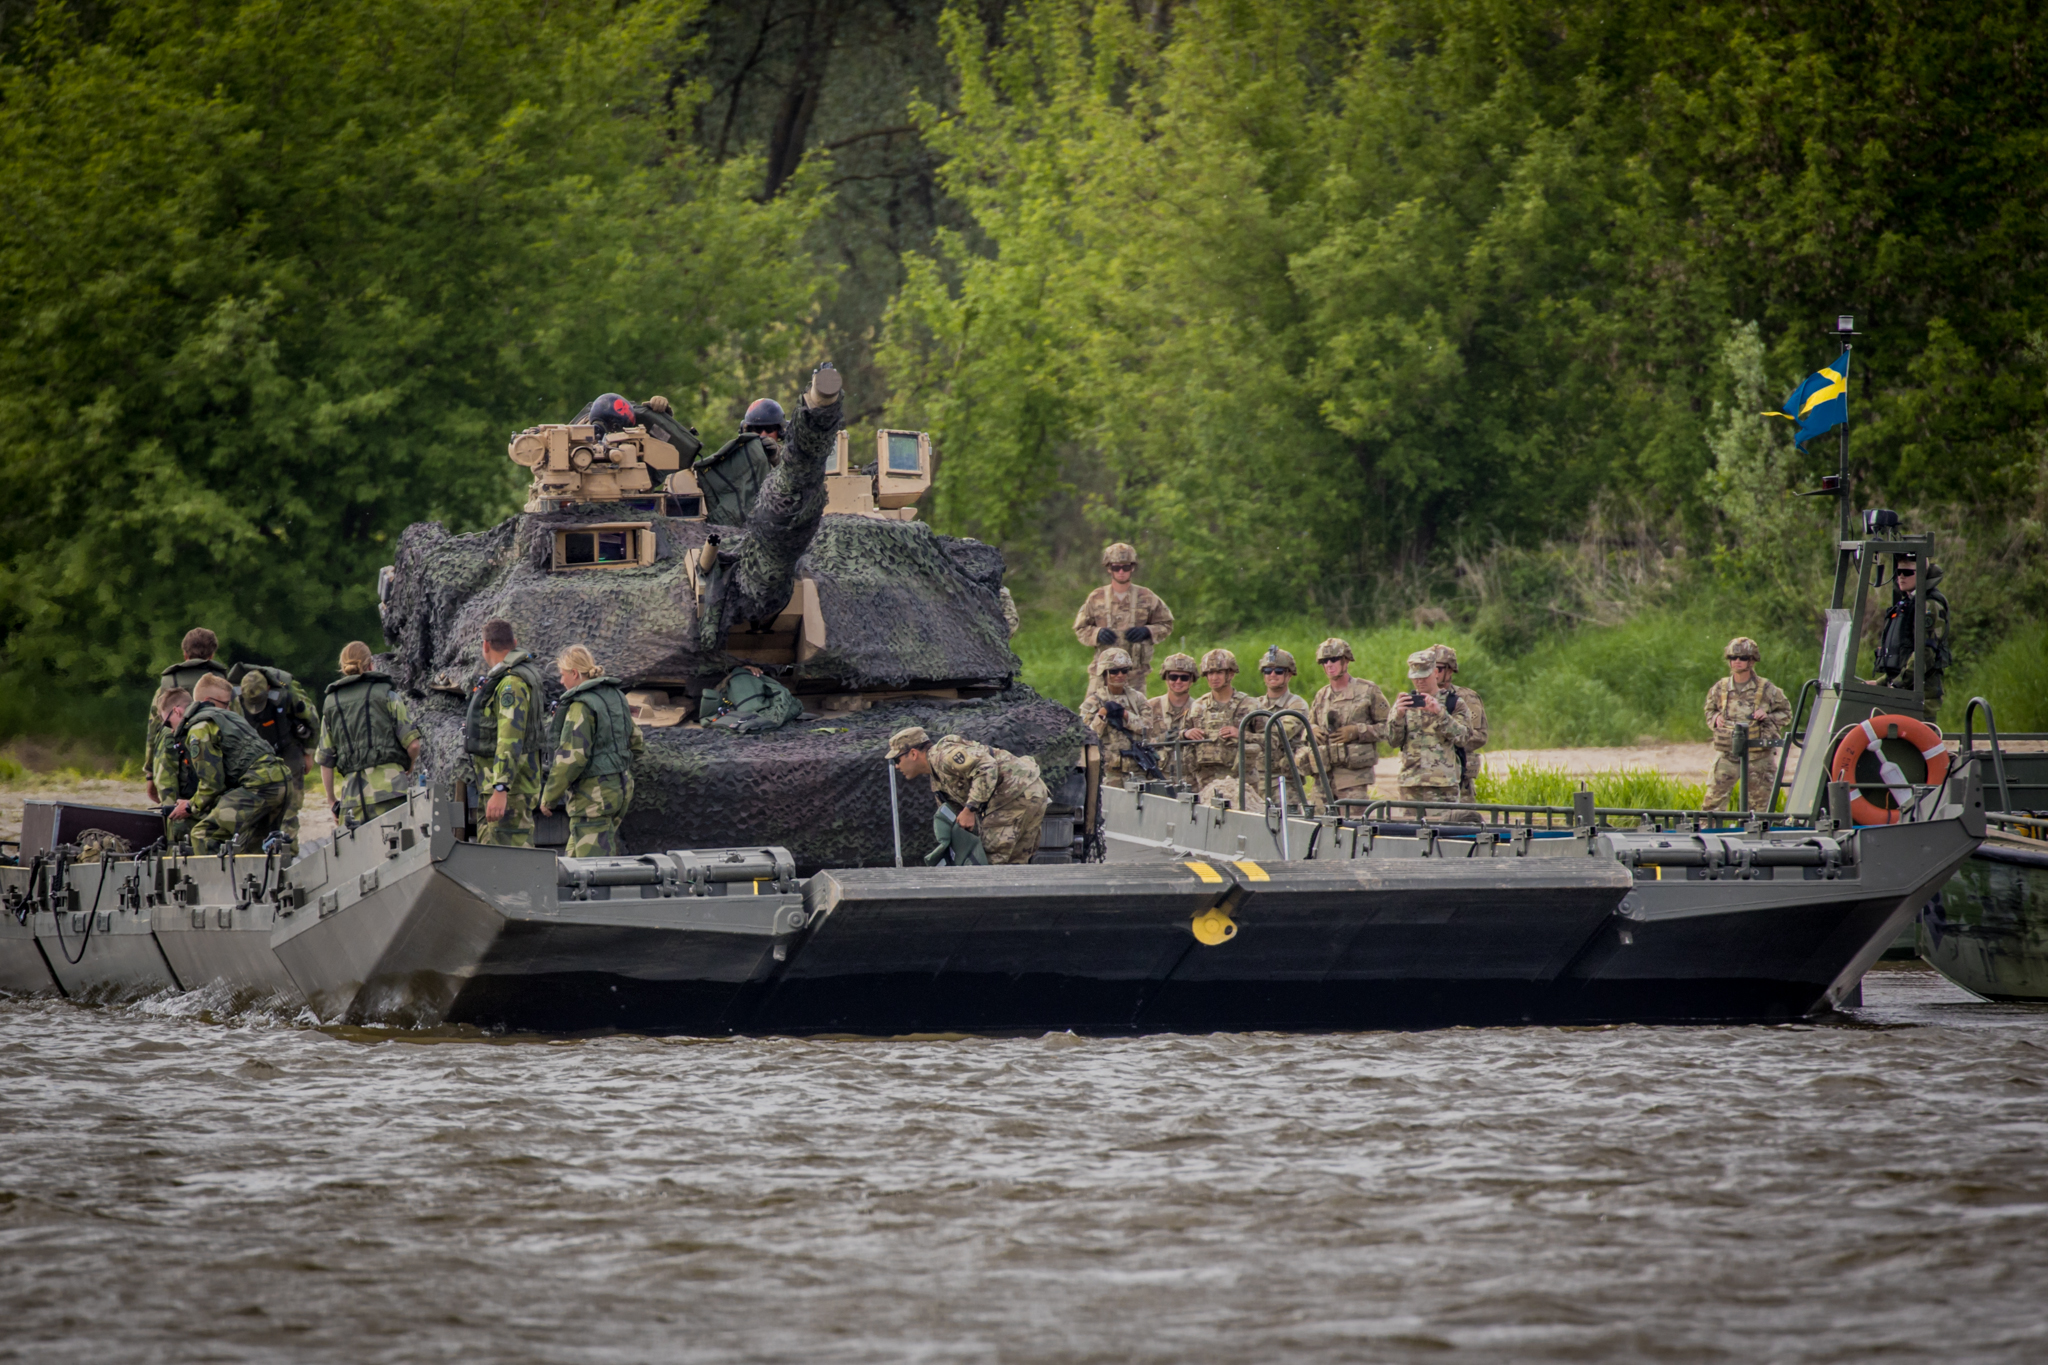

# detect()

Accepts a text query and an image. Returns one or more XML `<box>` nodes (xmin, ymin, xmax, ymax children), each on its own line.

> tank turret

<box><xmin>378</xmin><ymin>365</ymin><xmax>1080</xmax><ymax>872</ymax></box>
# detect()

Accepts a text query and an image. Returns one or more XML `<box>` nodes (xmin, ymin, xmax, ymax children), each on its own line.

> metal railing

<box><xmin>1234</xmin><ymin>710</ymin><xmax>1331</xmax><ymax>815</ymax></box>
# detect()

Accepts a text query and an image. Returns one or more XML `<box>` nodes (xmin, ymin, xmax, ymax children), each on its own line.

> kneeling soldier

<box><xmin>888</xmin><ymin>726</ymin><xmax>1051</xmax><ymax>865</ymax></box>
<box><xmin>540</xmin><ymin>645</ymin><xmax>645</xmax><ymax>857</ymax></box>
<box><xmin>319</xmin><ymin>641</ymin><xmax>422</xmax><ymax>828</ymax></box>
<box><xmin>165</xmin><ymin>674</ymin><xmax>291</xmax><ymax>853</ymax></box>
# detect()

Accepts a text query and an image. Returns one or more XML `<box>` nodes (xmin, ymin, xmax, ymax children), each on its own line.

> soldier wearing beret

<box><xmin>888</xmin><ymin>726</ymin><xmax>1051</xmax><ymax>865</ymax></box>
<box><xmin>1072</xmin><ymin>543</ymin><xmax>1174</xmax><ymax>697</ymax></box>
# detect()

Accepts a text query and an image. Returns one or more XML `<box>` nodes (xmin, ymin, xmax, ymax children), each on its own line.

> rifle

<box><xmin>1098</xmin><ymin>699</ymin><xmax>1164</xmax><ymax>781</ymax></box>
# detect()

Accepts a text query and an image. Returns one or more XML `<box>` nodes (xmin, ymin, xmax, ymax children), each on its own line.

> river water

<box><xmin>2</xmin><ymin>966</ymin><xmax>2044</xmax><ymax>1364</ymax></box>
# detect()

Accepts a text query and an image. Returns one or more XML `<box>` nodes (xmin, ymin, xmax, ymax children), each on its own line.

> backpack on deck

<box><xmin>702</xmin><ymin>668</ymin><xmax>804</xmax><ymax>734</ymax></box>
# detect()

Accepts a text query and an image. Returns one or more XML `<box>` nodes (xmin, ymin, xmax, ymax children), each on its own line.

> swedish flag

<box><xmin>1763</xmin><ymin>349</ymin><xmax>1850</xmax><ymax>449</ymax></box>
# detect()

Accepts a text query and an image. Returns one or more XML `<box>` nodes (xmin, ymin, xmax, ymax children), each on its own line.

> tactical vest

<box><xmin>323</xmin><ymin>671</ymin><xmax>410</xmax><ymax>774</ymax></box>
<box><xmin>555</xmin><ymin>677</ymin><xmax>634</xmax><ymax>780</ymax></box>
<box><xmin>175</xmin><ymin>701</ymin><xmax>281</xmax><ymax>789</ymax></box>
<box><xmin>167</xmin><ymin>733</ymin><xmax>200</xmax><ymax>799</ymax></box>
<box><xmin>694</xmin><ymin>434</ymin><xmax>775</xmax><ymax>526</ymax></box>
<box><xmin>148</xmin><ymin>658</ymin><xmax>230</xmax><ymax>757</ymax></box>
<box><xmin>233</xmin><ymin>664</ymin><xmax>314</xmax><ymax>763</ymax></box>
<box><xmin>464</xmin><ymin>654</ymin><xmax>545</xmax><ymax>759</ymax></box>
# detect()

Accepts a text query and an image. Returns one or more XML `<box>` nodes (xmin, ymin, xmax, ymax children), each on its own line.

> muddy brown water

<box><xmin>2</xmin><ymin>966</ymin><xmax>2044</xmax><ymax>1363</ymax></box>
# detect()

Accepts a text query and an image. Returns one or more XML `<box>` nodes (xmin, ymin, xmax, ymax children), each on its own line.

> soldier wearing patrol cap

<box><xmin>1242</xmin><ymin>646</ymin><xmax>1311</xmax><ymax>802</ymax></box>
<box><xmin>1304</xmin><ymin>637</ymin><xmax>1390</xmax><ymax>806</ymax></box>
<box><xmin>888</xmin><ymin>726</ymin><xmax>1051</xmax><ymax>865</ymax></box>
<box><xmin>1072</xmin><ymin>542</ymin><xmax>1174</xmax><ymax>697</ymax></box>
<box><xmin>1145</xmin><ymin>652</ymin><xmax>1201</xmax><ymax>783</ymax></box>
<box><xmin>1431</xmin><ymin>644</ymin><xmax>1488</xmax><ymax>804</ymax></box>
<box><xmin>1179</xmin><ymin>648</ymin><xmax>1257</xmax><ymax>798</ymax></box>
<box><xmin>1386</xmin><ymin>647</ymin><xmax>1473</xmax><ymax>823</ymax></box>
<box><xmin>1702</xmin><ymin>636</ymin><xmax>1791</xmax><ymax>812</ymax></box>
<box><xmin>1079</xmin><ymin>649</ymin><xmax>1157</xmax><ymax>783</ymax></box>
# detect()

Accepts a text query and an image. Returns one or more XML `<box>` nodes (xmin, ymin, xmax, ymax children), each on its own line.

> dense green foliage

<box><xmin>0</xmin><ymin>0</ymin><xmax>825</xmax><ymax>740</ymax></box>
<box><xmin>881</xmin><ymin>0</ymin><xmax>2048</xmax><ymax>637</ymax></box>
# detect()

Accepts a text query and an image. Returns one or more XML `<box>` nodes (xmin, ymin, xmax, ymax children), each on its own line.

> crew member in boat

<box><xmin>318</xmin><ymin>641</ymin><xmax>422</xmax><ymax>830</ymax></box>
<box><xmin>539</xmin><ymin>644</ymin><xmax>644</xmax><ymax>857</ymax></box>
<box><xmin>1242</xmin><ymin>647</ymin><xmax>1311</xmax><ymax>805</ymax></box>
<box><xmin>1702</xmin><ymin>636</ymin><xmax>1791</xmax><ymax>812</ymax></box>
<box><xmin>163</xmin><ymin>674</ymin><xmax>293</xmax><ymax>853</ymax></box>
<box><xmin>1072</xmin><ymin>542</ymin><xmax>1174</xmax><ymax>698</ymax></box>
<box><xmin>1079</xmin><ymin>649</ymin><xmax>1156</xmax><ymax>784</ymax></box>
<box><xmin>1387</xmin><ymin>648</ymin><xmax>1476</xmax><ymax>824</ymax></box>
<box><xmin>1146</xmin><ymin>653</ymin><xmax>1201</xmax><ymax>785</ymax></box>
<box><xmin>466</xmin><ymin>620</ymin><xmax>547</xmax><ymax>847</ymax></box>
<box><xmin>1302</xmin><ymin>637</ymin><xmax>1390</xmax><ymax>808</ymax></box>
<box><xmin>887</xmin><ymin>726</ymin><xmax>1051</xmax><ymax>865</ymax></box>
<box><xmin>1432</xmin><ymin>644</ymin><xmax>1488</xmax><ymax>804</ymax></box>
<box><xmin>1182</xmin><ymin>649</ymin><xmax>1257</xmax><ymax>802</ymax></box>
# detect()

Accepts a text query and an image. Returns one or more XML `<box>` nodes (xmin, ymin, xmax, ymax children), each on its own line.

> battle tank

<box><xmin>375</xmin><ymin>366</ymin><xmax>1082</xmax><ymax>873</ymax></box>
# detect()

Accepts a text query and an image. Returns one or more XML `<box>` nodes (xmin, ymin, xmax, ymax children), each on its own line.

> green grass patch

<box><xmin>1476</xmin><ymin>763</ymin><xmax>1708</xmax><ymax>819</ymax></box>
<box><xmin>1947</xmin><ymin>622</ymin><xmax>2048</xmax><ymax>732</ymax></box>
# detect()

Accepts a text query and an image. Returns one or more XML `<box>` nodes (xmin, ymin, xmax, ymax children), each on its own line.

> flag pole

<box><xmin>1828</xmin><ymin>314</ymin><xmax>1859</xmax><ymax>543</ymax></box>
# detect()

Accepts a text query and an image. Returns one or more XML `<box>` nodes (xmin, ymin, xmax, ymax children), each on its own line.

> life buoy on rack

<box><xmin>1828</xmin><ymin>714</ymin><xmax>1949</xmax><ymax>825</ymax></box>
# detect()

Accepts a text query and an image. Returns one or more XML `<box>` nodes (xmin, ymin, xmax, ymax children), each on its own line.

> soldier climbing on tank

<box><xmin>466</xmin><ymin>619</ymin><xmax>547</xmax><ymax>847</ymax></box>
<box><xmin>701</xmin><ymin>664</ymin><xmax>805</xmax><ymax>733</ymax></box>
<box><xmin>164</xmin><ymin>674</ymin><xmax>293</xmax><ymax>854</ymax></box>
<box><xmin>1873</xmin><ymin>552</ymin><xmax>1952</xmax><ymax>723</ymax></box>
<box><xmin>1072</xmin><ymin>543</ymin><xmax>1174</xmax><ymax>696</ymax></box>
<box><xmin>887</xmin><ymin>726</ymin><xmax>1052</xmax><ymax>866</ymax></box>
<box><xmin>319</xmin><ymin>641</ymin><xmax>422</xmax><ymax>829</ymax></box>
<box><xmin>692</xmin><ymin>397</ymin><xmax>787</xmax><ymax>526</ymax></box>
<box><xmin>145</xmin><ymin>628</ymin><xmax>229</xmax><ymax>803</ymax></box>
<box><xmin>539</xmin><ymin>645</ymin><xmax>645</xmax><ymax>857</ymax></box>
<box><xmin>231</xmin><ymin>664</ymin><xmax>318</xmax><ymax>858</ymax></box>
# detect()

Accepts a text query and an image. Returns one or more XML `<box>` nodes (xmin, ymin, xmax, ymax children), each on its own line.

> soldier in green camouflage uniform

<box><xmin>1243</xmin><ymin>646</ymin><xmax>1312</xmax><ymax>803</ymax></box>
<box><xmin>1702</xmin><ymin>636</ymin><xmax>1792</xmax><ymax>812</ymax></box>
<box><xmin>144</xmin><ymin>628</ymin><xmax>229</xmax><ymax>807</ymax></box>
<box><xmin>1432</xmin><ymin>645</ymin><xmax>1488</xmax><ymax>804</ymax></box>
<box><xmin>235</xmin><ymin>667</ymin><xmax>318</xmax><ymax>858</ymax></box>
<box><xmin>165</xmin><ymin>676</ymin><xmax>292</xmax><ymax>854</ymax></box>
<box><xmin>319</xmin><ymin>642</ymin><xmax>422</xmax><ymax>828</ymax></box>
<box><xmin>1302</xmin><ymin>637</ymin><xmax>1390</xmax><ymax>806</ymax></box>
<box><xmin>888</xmin><ymin>726</ymin><xmax>1051</xmax><ymax>865</ymax></box>
<box><xmin>540</xmin><ymin>648</ymin><xmax>646</xmax><ymax>857</ymax></box>
<box><xmin>468</xmin><ymin>621</ymin><xmax>547</xmax><ymax>847</ymax></box>
<box><xmin>1181</xmin><ymin>648</ymin><xmax>1259</xmax><ymax>800</ymax></box>
<box><xmin>153</xmin><ymin>689</ymin><xmax>201</xmax><ymax>848</ymax></box>
<box><xmin>1145</xmin><ymin>652</ymin><xmax>1201</xmax><ymax>785</ymax></box>
<box><xmin>1080</xmin><ymin>649</ymin><xmax>1157</xmax><ymax>784</ymax></box>
<box><xmin>1386</xmin><ymin>648</ymin><xmax>1474</xmax><ymax>824</ymax></box>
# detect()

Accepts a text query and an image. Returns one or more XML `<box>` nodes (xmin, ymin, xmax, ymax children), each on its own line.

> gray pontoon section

<box><xmin>762</xmin><ymin>858</ymin><xmax>1633</xmax><ymax>1034</ymax></box>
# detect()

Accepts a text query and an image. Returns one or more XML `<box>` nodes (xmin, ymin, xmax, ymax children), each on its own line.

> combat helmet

<box><xmin>1101</xmin><ymin>542</ymin><xmax>1138</xmax><ymax>570</ymax></box>
<box><xmin>1315</xmin><ymin>637</ymin><xmax>1353</xmax><ymax>663</ymax></box>
<box><xmin>1724</xmin><ymin>636</ymin><xmax>1760</xmax><ymax>661</ymax></box>
<box><xmin>1259</xmin><ymin>646</ymin><xmax>1296</xmax><ymax>675</ymax></box>
<box><xmin>583</xmin><ymin>393</ymin><xmax>638</xmax><ymax>434</ymax></box>
<box><xmin>1199</xmin><ymin>648</ymin><xmax>1238</xmax><ymax>675</ymax></box>
<box><xmin>1096</xmin><ymin>648</ymin><xmax>1136</xmax><ymax>673</ymax></box>
<box><xmin>1432</xmin><ymin>644</ymin><xmax>1459</xmax><ymax>673</ymax></box>
<box><xmin>742</xmin><ymin>398</ymin><xmax>786</xmax><ymax>433</ymax></box>
<box><xmin>1159</xmin><ymin>652</ymin><xmax>1198</xmax><ymax>677</ymax></box>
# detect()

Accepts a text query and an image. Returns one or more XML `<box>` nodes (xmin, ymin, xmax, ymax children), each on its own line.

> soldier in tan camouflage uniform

<box><xmin>1146</xmin><ymin>652</ymin><xmax>1201</xmax><ymax>785</ymax></box>
<box><xmin>888</xmin><ymin>726</ymin><xmax>1051</xmax><ymax>865</ymax></box>
<box><xmin>1072</xmin><ymin>543</ymin><xmax>1173</xmax><ymax>696</ymax></box>
<box><xmin>1302</xmin><ymin>637</ymin><xmax>1390</xmax><ymax>806</ymax></box>
<box><xmin>1080</xmin><ymin>649</ymin><xmax>1157</xmax><ymax>784</ymax></box>
<box><xmin>1432</xmin><ymin>645</ymin><xmax>1488</xmax><ymax>804</ymax></box>
<box><xmin>1386</xmin><ymin>648</ymin><xmax>1474</xmax><ymax>823</ymax></box>
<box><xmin>1702</xmin><ymin>636</ymin><xmax>1792</xmax><ymax>812</ymax></box>
<box><xmin>1243</xmin><ymin>646</ymin><xmax>1312</xmax><ymax>804</ymax></box>
<box><xmin>1180</xmin><ymin>649</ymin><xmax>1259</xmax><ymax>801</ymax></box>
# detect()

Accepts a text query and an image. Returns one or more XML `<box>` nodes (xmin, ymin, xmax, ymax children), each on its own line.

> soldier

<box><xmin>1180</xmin><ymin>648</ymin><xmax>1258</xmax><ymax>799</ymax></box>
<box><xmin>1243</xmin><ymin>647</ymin><xmax>1312</xmax><ymax>803</ymax></box>
<box><xmin>1873</xmin><ymin>553</ymin><xmax>1953</xmax><ymax>723</ymax></box>
<box><xmin>318</xmin><ymin>641</ymin><xmax>422</xmax><ymax>829</ymax></box>
<box><xmin>144</xmin><ymin>628</ymin><xmax>229</xmax><ymax>804</ymax></box>
<box><xmin>1702</xmin><ymin>637</ymin><xmax>1792</xmax><ymax>813</ymax></box>
<box><xmin>152</xmin><ymin>689</ymin><xmax>200</xmax><ymax>848</ymax></box>
<box><xmin>1386</xmin><ymin>648</ymin><xmax>1474</xmax><ymax>823</ymax></box>
<box><xmin>540</xmin><ymin>645</ymin><xmax>646</xmax><ymax>857</ymax></box>
<box><xmin>1303</xmin><ymin>638</ymin><xmax>1390</xmax><ymax>807</ymax></box>
<box><xmin>1080</xmin><ymin>649</ymin><xmax>1157</xmax><ymax>783</ymax></box>
<box><xmin>692</xmin><ymin>398</ymin><xmax>786</xmax><ymax>525</ymax></box>
<box><xmin>1432</xmin><ymin>645</ymin><xmax>1488</xmax><ymax>804</ymax></box>
<box><xmin>1072</xmin><ymin>543</ymin><xmax>1174</xmax><ymax>695</ymax></box>
<box><xmin>163</xmin><ymin>674</ymin><xmax>292</xmax><ymax>854</ymax></box>
<box><xmin>887</xmin><ymin>726</ymin><xmax>1051</xmax><ymax>865</ymax></box>
<box><xmin>234</xmin><ymin>666</ymin><xmax>318</xmax><ymax>858</ymax></box>
<box><xmin>466</xmin><ymin>619</ymin><xmax>547</xmax><ymax>847</ymax></box>
<box><xmin>1146</xmin><ymin>652</ymin><xmax>1201</xmax><ymax>784</ymax></box>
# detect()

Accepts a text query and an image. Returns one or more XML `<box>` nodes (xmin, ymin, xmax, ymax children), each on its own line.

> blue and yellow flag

<box><xmin>1763</xmin><ymin>349</ymin><xmax>1850</xmax><ymax>448</ymax></box>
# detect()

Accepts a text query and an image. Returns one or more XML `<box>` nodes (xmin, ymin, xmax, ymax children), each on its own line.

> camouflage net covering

<box><xmin>412</xmin><ymin>687</ymin><xmax>1082</xmax><ymax>873</ymax></box>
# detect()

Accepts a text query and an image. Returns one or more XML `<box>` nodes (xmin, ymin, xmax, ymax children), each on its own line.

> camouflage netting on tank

<box><xmin>410</xmin><ymin>686</ymin><xmax>1083</xmax><ymax>873</ymax></box>
<box><xmin>380</xmin><ymin>508</ymin><xmax>1017</xmax><ymax>694</ymax></box>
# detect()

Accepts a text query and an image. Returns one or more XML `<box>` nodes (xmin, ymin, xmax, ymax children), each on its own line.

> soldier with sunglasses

<box><xmin>1702</xmin><ymin>636</ymin><xmax>1791</xmax><ymax>813</ymax></box>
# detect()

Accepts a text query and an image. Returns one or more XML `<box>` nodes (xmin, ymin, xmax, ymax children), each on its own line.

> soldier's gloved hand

<box><xmin>1103</xmin><ymin>700</ymin><xmax>1126</xmax><ymax>724</ymax></box>
<box><xmin>330</xmin><ymin>800</ymin><xmax>341</xmax><ymax>821</ymax></box>
<box><xmin>1123</xmin><ymin>626</ymin><xmax>1150</xmax><ymax>644</ymax></box>
<box><xmin>1332</xmin><ymin>724</ymin><xmax>1359</xmax><ymax>745</ymax></box>
<box><xmin>1095</xmin><ymin>627</ymin><xmax>1119</xmax><ymax>646</ymax></box>
<box><xmin>646</xmin><ymin>395</ymin><xmax>672</xmax><ymax>413</ymax></box>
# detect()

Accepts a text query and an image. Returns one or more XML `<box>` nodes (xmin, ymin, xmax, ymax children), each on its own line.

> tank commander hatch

<box><xmin>888</xmin><ymin>726</ymin><xmax>1051</xmax><ymax>866</ymax></box>
<box><xmin>1073</xmin><ymin>543</ymin><xmax>1173</xmax><ymax>697</ymax></box>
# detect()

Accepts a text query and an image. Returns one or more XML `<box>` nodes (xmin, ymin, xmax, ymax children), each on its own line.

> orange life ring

<box><xmin>1829</xmin><ymin>714</ymin><xmax>1949</xmax><ymax>825</ymax></box>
